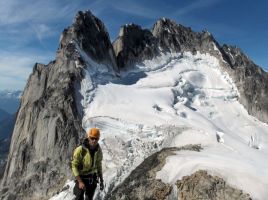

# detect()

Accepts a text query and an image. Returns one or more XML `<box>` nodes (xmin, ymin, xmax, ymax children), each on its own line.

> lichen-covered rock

<box><xmin>176</xmin><ymin>170</ymin><xmax>252</xmax><ymax>200</ymax></box>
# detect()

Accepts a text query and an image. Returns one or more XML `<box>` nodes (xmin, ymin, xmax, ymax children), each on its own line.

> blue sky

<box><xmin>0</xmin><ymin>0</ymin><xmax>267</xmax><ymax>90</ymax></box>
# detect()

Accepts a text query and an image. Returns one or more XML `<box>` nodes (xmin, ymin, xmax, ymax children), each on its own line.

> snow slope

<box><xmin>51</xmin><ymin>51</ymin><xmax>268</xmax><ymax>200</ymax></box>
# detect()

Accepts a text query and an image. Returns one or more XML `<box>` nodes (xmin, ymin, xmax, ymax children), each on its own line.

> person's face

<box><xmin>88</xmin><ymin>136</ymin><xmax>99</xmax><ymax>148</ymax></box>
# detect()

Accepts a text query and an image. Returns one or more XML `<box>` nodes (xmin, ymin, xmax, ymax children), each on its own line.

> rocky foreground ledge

<box><xmin>104</xmin><ymin>144</ymin><xmax>251</xmax><ymax>200</ymax></box>
<box><xmin>177</xmin><ymin>170</ymin><xmax>251</xmax><ymax>200</ymax></box>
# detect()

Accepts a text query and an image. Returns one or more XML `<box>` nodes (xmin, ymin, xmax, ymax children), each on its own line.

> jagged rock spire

<box><xmin>59</xmin><ymin>10</ymin><xmax>118</xmax><ymax>73</ymax></box>
<box><xmin>113</xmin><ymin>23</ymin><xmax>158</xmax><ymax>68</ymax></box>
<box><xmin>113</xmin><ymin>17</ymin><xmax>220</xmax><ymax>69</ymax></box>
<box><xmin>152</xmin><ymin>17</ymin><xmax>220</xmax><ymax>54</ymax></box>
<box><xmin>112</xmin><ymin>17</ymin><xmax>268</xmax><ymax>124</ymax></box>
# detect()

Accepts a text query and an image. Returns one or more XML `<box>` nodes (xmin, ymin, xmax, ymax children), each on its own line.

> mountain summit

<box><xmin>0</xmin><ymin>10</ymin><xmax>267</xmax><ymax>200</ymax></box>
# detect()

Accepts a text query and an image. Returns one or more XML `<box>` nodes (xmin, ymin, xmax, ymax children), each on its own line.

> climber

<box><xmin>72</xmin><ymin>128</ymin><xmax>104</xmax><ymax>200</ymax></box>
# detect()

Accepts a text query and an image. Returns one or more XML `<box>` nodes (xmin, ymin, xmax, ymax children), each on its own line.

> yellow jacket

<box><xmin>71</xmin><ymin>142</ymin><xmax>103</xmax><ymax>177</ymax></box>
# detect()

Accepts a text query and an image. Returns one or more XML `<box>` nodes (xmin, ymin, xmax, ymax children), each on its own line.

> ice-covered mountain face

<box><xmin>1</xmin><ymin>10</ymin><xmax>268</xmax><ymax>200</ymax></box>
<box><xmin>51</xmin><ymin>51</ymin><xmax>268</xmax><ymax>200</ymax></box>
<box><xmin>79</xmin><ymin>52</ymin><xmax>267</xmax><ymax>200</ymax></box>
<box><xmin>53</xmin><ymin>45</ymin><xmax>267</xmax><ymax>200</ymax></box>
<box><xmin>114</xmin><ymin>18</ymin><xmax>268</xmax><ymax>125</ymax></box>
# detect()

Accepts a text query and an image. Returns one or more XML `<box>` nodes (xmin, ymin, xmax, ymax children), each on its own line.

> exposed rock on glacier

<box><xmin>104</xmin><ymin>145</ymin><xmax>202</xmax><ymax>200</ymax></box>
<box><xmin>177</xmin><ymin>170</ymin><xmax>252</xmax><ymax>200</ymax></box>
<box><xmin>106</xmin><ymin>145</ymin><xmax>252</xmax><ymax>200</ymax></box>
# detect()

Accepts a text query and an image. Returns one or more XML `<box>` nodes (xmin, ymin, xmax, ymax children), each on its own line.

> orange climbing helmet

<box><xmin>87</xmin><ymin>128</ymin><xmax>100</xmax><ymax>139</ymax></box>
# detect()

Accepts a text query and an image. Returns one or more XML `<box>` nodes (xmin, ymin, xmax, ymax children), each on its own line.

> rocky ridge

<box><xmin>113</xmin><ymin>23</ymin><xmax>159</xmax><ymax>69</ymax></box>
<box><xmin>113</xmin><ymin>18</ymin><xmax>268</xmax><ymax>124</ymax></box>
<box><xmin>113</xmin><ymin>18</ymin><xmax>221</xmax><ymax>69</ymax></box>
<box><xmin>177</xmin><ymin>170</ymin><xmax>252</xmax><ymax>200</ymax></box>
<box><xmin>220</xmin><ymin>45</ymin><xmax>268</xmax><ymax>123</ymax></box>
<box><xmin>105</xmin><ymin>145</ymin><xmax>252</xmax><ymax>200</ymax></box>
<box><xmin>104</xmin><ymin>145</ymin><xmax>202</xmax><ymax>200</ymax></box>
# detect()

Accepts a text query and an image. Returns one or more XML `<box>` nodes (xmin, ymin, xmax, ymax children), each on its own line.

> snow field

<box><xmin>51</xmin><ymin>51</ymin><xmax>268</xmax><ymax>200</ymax></box>
<box><xmin>85</xmin><ymin>51</ymin><xmax>268</xmax><ymax>199</ymax></box>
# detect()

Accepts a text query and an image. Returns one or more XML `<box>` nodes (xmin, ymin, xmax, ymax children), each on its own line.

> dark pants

<box><xmin>73</xmin><ymin>174</ymin><xmax>97</xmax><ymax>200</ymax></box>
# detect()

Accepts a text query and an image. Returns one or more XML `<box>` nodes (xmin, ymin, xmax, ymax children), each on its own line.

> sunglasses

<box><xmin>89</xmin><ymin>137</ymin><xmax>99</xmax><ymax>141</ymax></box>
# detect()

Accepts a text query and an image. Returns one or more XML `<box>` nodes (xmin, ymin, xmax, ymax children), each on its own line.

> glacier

<box><xmin>51</xmin><ymin>51</ymin><xmax>268</xmax><ymax>200</ymax></box>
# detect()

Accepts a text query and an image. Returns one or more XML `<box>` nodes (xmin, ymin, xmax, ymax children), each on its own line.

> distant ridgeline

<box><xmin>0</xmin><ymin>90</ymin><xmax>21</xmax><ymax>114</ymax></box>
<box><xmin>0</xmin><ymin>91</ymin><xmax>19</xmax><ymax>180</ymax></box>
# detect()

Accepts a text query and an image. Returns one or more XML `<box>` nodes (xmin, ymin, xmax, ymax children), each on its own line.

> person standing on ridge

<box><xmin>72</xmin><ymin>128</ymin><xmax>104</xmax><ymax>200</ymax></box>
